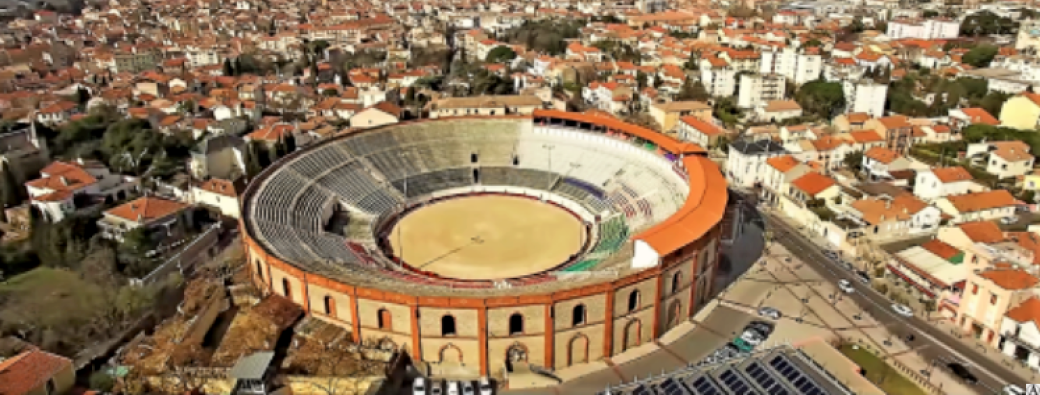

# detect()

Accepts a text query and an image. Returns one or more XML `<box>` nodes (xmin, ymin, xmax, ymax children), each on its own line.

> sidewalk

<box><xmin>932</xmin><ymin>318</ymin><xmax>1040</xmax><ymax>383</ymax></box>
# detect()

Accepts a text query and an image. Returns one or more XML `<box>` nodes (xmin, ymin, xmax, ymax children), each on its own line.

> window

<box><xmin>628</xmin><ymin>290</ymin><xmax>641</xmax><ymax>312</ymax></box>
<box><xmin>471</xmin><ymin>152</ymin><xmax>478</xmax><ymax>163</ymax></box>
<box><xmin>572</xmin><ymin>304</ymin><xmax>586</xmax><ymax>326</ymax></box>
<box><xmin>256</xmin><ymin>260</ymin><xmax>263</xmax><ymax>279</ymax></box>
<box><xmin>972</xmin><ymin>284</ymin><xmax>979</xmax><ymax>295</ymax></box>
<box><xmin>282</xmin><ymin>278</ymin><xmax>292</xmax><ymax>299</ymax></box>
<box><xmin>509</xmin><ymin>313</ymin><xmax>524</xmax><ymax>335</ymax></box>
<box><xmin>991</xmin><ymin>294</ymin><xmax>998</xmax><ymax>305</ymax></box>
<box><xmin>671</xmin><ymin>272</ymin><xmax>683</xmax><ymax>294</ymax></box>
<box><xmin>378</xmin><ymin>309</ymin><xmax>392</xmax><ymax>330</ymax></box>
<box><xmin>441</xmin><ymin>315</ymin><xmax>457</xmax><ymax>336</ymax></box>
<box><xmin>324</xmin><ymin>296</ymin><xmax>335</xmax><ymax>317</ymax></box>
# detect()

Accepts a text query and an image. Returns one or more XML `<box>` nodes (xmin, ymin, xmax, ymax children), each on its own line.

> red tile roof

<box><xmin>957</xmin><ymin>221</ymin><xmax>1005</xmax><ymax>244</ymax></box>
<box><xmin>766</xmin><ymin>155</ymin><xmax>800</xmax><ymax>173</ymax></box>
<box><xmin>946</xmin><ymin>190</ymin><xmax>1017</xmax><ymax>213</ymax></box>
<box><xmin>931</xmin><ymin>167</ymin><xmax>973</xmax><ymax>183</ymax></box>
<box><xmin>1006</xmin><ymin>297</ymin><xmax>1040</xmax><ymax>327</ymax></box>
<box><xmin>791</xmin><ymin>172</ymin><xmax>836</xmax><ymax>196</ymax></box>
<box><xmin>0</xmin><ymin>349</ymin><xmax>71</xmax><ymax>395</ymax></box>
<box><xmin>979</xmin><ymin>268</ymin><xmax>1039</xmax><ymax>290</ymax></box>
<box><xmin>105</xmin><ymin>196</ymin><xmax>189</xmax><ymax>223</ymax></box>
<box><xmin>959</xmin><ymin>107</ymin><xmax>999</xmax><ymax>126</ymax></box>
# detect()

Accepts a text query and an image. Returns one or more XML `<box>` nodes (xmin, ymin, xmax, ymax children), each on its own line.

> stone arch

<box><xmin>623</xmin><ymin>319</ymin><xmax>642</xmax><ymax>351</ymax></box>
<box><xmin>439</xmin><ymin>343</ymin><xmax>463</xmax><ymax>363</ymax></box>
<box><xmin>506</xmin><ymin>342</ymin><xmax>529</xmax><ymax>362</ymax></box>
<box><xmin>567</xmin><ymin>334</ymin><xmax>589</xmax><ymax>366</ymax></box>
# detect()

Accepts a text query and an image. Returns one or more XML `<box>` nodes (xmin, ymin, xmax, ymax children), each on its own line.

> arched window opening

<box><xmin>441</xmin><ymin>315</ymin><xmax>457</xmax><ymax>336</ymax></box>
<box><xmin>572</xmin><ymin>304</ymin><xmax>586</xmax><ymax>327</ymax></box>
<box><xmin>471</xmin><ymin>152</ymin><xmax>478</xmax><ymax>163</ymax></box>
<box><xmin>628</xmin><ymin>290</ymin><xmax>641</xmax><ymax>312</ymax></box>
<box><xmin>256</xmin><ymin>260</ymin><xmax>263</xmax><ymax>279</ymax></box>
<box><xmin>282</xmin><ymin>278</ymin><xmax>291</xmax><ymax>299</ymax></box>
<box><xmin>378</xmin><ymin>309</ymin><xmax>392</xmax><ymax>330</ymax></box>
<box><xmin>509</xmin><ymin>313</ymin><xmax>524</xmax><ymax>335</ymax></box>
<box><xmin>672</xmin><ymin>272</ymin><xmax>682</xmax><ymax>294</ymax></box>
<box><xmin>324</xmin><ymin>296</ymin><xmax>335</xmax><ymax>316</ymax></box>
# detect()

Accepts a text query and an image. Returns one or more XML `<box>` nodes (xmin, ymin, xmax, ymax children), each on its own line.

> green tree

<box><xmin>676</xmin><ymin>78</ymin><xmax>711</xmax><ymax>101</ymax></box>
<box><xmin>244</xmin><ymin>141</ymin><xmax>265</xmax><ymax>178</ymax></box>
<box><xmin>844</xmin><ymin>150</ymin><xmax>864</xmax><ymax>173</ymax></box>
<box><xmin>222</xmin><ymin>58</ymin><xmax>234</xmax><ymax>76</ymax></box>
<box><xmin>0</xmin><ymin>165</ymin><xmax>23</xmax><ymax>208</ymax></box>
<box><xmin>963</xmin><ymin>45</ymin><xmax>999</xmax><ymax>67</ymax></box>
<box><xmin>485</xmin><ymin>46</ymin><xmax>518</xmax><ymax>63</ymax></box>
<box><xmin>118</xmin><ymin>227</ymin><xmax>156</xmax><ymax>276</ymax></box>
<box><xmin>795</xmin><ymin>80</ymin><xmax>846</xmax><ymax>118</ymax></box>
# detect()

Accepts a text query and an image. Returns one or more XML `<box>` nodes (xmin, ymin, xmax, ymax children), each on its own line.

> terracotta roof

<box><xmin>25</xmin><ymin>161</ymin><xmax>97</xmax><ymax>193</ymax></box>
<box><xmin>979</xmin><ymin>268</ymin><xmax>1039</xmax><ymax>290</ymax></box>
<box><xmin>959</xmin><ymin>108</ymin><xmax>999</xmax><ymax>126</ymax></box>
<box><xmin>958</xmin><ymin>221</ymin><xmax>1005</xmax><ymax>244</ymax></box>
<box><xmin>921</xmin><ymin>239</ymin><xmax>962</xmax><ymax>260</ymax></box>
<box><xmin>946</xmin><ymin>190</ymin><xmax>1017</xmax><ymax>213</ymax></box>
<box><xmin>931</xmin><ymin>167</ymin><xmax>973</xmax><ymax>183</ymax></box>
<box><xmin>848</xmin><ymin>130</ymin><xmax>884</xmax><ymax>143</ymax></box>
<box><xmin>197</xmin><ymin>178</ymin><xmax>240</xmax><ymax>198</ymax></box>
<box><xmin>791</xmin><ymin>172</ymin><xmax>836</xmax><ymax>196</ymax></box>
<box><xmin>764</xmin><ymin>100</ymin><xmax>801</xmax><ymax>112</ymax></box>
<box><xmin>1006</xmin><ymin>297</ymin><xmax>1040</xmax><ymax>327</ymax></box>
<box><xmin>105</xmin><ymin>196</ymin><xmax>189</xmax><ymax>223</ymax></box>
<box><xmin>679</xmin><ymin>116</ymin><xmax>725</xmax><ymax>136</ymax></box>
<box><xmin>990</xmin><ymin>141</ymin><xmax>1032</xmax><ymax>162</ymax></box>
<box><xmin>850</xmin><ymin>195</ymin><xmax>928</xmax><ymax>225</ymax></box>
<box><xmin>877</xmin><ymin>115</ymin><xmax>911</xmax><ymax>129</ymax></box>
<box><xmin>0</xmin><ymin>349</ymin><xmax>72</xmax><ymax>395</ymax></box>
<box><xmin>864</xmin><ymin>146</ymin><xmax>901</xmax><ymax>164</ymax></box>
<box><xmin>635</xmin><ymin>155</ymin><xmax>727</xmax><ymax>256</ymax></box>
<box><xmin>370</xmin><ymin>101</ymin><xmax>402</xmax><ymax>117</ymax></box>
<box><xmin>766</xmin><ymin>155</ymin><xmax>800</xmax><ymax>173</ymax></box>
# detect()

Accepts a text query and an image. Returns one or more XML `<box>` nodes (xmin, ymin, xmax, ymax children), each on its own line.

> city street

<box><xmin>762</xmin><ymin>209</ymin><xmax>1033</xmax><ymax>393</ymax></box>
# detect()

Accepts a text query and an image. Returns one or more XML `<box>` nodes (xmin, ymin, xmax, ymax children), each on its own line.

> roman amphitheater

<box><xmin>240</xmin><ymin>110</ymin><xmax>729</xmax><ymax>378</ymax></box>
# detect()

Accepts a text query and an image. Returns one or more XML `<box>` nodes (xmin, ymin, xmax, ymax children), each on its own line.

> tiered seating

<box><xmin>479</xmin><ymin>166</ymin><xmax>513</xmax><ymax>185</ymax></box>
<box><xmin>315</xmin><ymin>161</ymin><xmax>403</xmax><ymax>214</ymax></box>
<box><xmin>341</xmin><ymin>129</ymin><xmax>399</xmax><ymax>156</ymax></box>
<box><xmin>287</xmin><ymin>144</ymin><xmax>353</xmax><ymax>179</ymax></box>
<box><xmin>507</xmin><ymin>168</ymin><xmax>557</xmax><ymax>190</ymax></box>
<box><xmin>253</xmin><ymin>171</ymin><xmax>313</xmax><ymax>224</ymax></box>
<box><xmin>291</xmin><ymin>186</ymin><xmax>333</xmax><ymax>231</ymax></box>
<box><xmin>390</xmin><ymin>168</ymin><xmax>472</xmax><ymax>198</ymax></box>
<box><xmin>561</xmin><ymin>217</ymin><xmax>628</xmax><ymax>272</ymax></box>
<box><xmin>365</xmin><ymin>149</ymin><xmax>423</xmax><ymax>181</ymax></box>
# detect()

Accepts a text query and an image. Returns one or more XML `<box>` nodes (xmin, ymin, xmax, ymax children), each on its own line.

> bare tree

<box><xmin>288</xmin><ymin>335</ymin><xmax>390</xmax><ymax>395</ymax></box>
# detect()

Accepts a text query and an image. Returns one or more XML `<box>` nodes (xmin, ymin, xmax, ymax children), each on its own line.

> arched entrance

<box><xmin>568</xmin><ymin>334</ymin><xmax>589</xmax><ymax>366</ymax></box>
<box><xmin>623</xmin><ymin>319</ymin><xmax>642</xmax><ymax>351</ymax></box>
<box><xmin>439</xmin><ymin>343</ymin><xmax>463</xmax><ymax>363</ymax></box>
<box><xmin>506</xmin><ymin>342</ymin><xmax>528</xmax><ymax>362</ymax></box>
<box><xmin>667</xmin><ymin>300</ymin><xmax>682</xmax><ymax>330</ymax></box>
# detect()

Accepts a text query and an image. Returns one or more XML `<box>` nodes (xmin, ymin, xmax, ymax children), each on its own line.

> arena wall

<box><xmin>240</xmin><ymin>114</ymin><xmax>729</xmax><ymax>378</ymax></box>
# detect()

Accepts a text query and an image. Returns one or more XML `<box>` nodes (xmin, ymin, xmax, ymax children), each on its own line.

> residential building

<box><xmin>25</xmin><ymin>160</ymin><xmax>137</xmax><ymax>222</ymax></box>
<box><xmin>958</xmin><ymin>268</ymin><xmax>1039</xmax><ymax>347</ymax></box>
<box><xmin>98</xmin><ymin>196</ymin><xmax>193</xmax><ymax>243</ymax></box>
<box><xmin>191</xmin><ymin>178</ymin><xmax>243</xmax><ymax>219</ymax></box>
<box><xmin>966</xmin><ymin>141</ymin><xmax>1035</xmax><ymax>180</ymax></box>
<box><xmin>999</xmin><ymin>297</ymin><xmax>1040</xmax><ymax>370</ymax></box>
<box><xmin>760</xmin><ymin>155</ymin><xmax>812</xmax><ymax>206</ymax></box>
<box><xmin>862</xmin><ymin>147</ymin><xmax>912</xmax><ymax>181</ymax></box>
<box><xmin>999</xmin><ymin>92</ymin><xmax>1040</xmax><ymax>130</ymax></box>
<box><xmin>936</xmin><ymin>190</ymin><xmax>1019</xmax><ymax>224</ymax></box>
<box><xmin>425</xmin><ymin>95</ymin><xmax>542</xmax><ymax>118</ymax></box>
<box><xmin>190</xmin><ymin>134</ymin><xmax>245</xmax><ymax>180</ymax></box>
<box><xmin>759</xmin><ymin>47</ymin><xmax>823</xmax><ymax>85</ymax></box>
<box><xmin>757</xmin><ymin>100</ymin><xmax>803</xmax><ymax>122</ymax></box>
<box><xmin>649</xmin><ymin>101</ymin><xmax>711</xmax><ymax>132</ymax></box>
<box><xmin>0</xmin><ymin>348</ymin><xmax>75</xmax><ymax>395</ymax></box>
<box><xmin>737</xmin><ymin>73</ymin><xmax>785</xmax><ymax>109</ymax></box>
<box><xmin>886</xmin><ymin>18</ymin><xmax>960</xmax><ymax>39</ymax></box>
<box><xmin>676</xmin><ymin>116</ymin><xmax>726</xmax><ymax>149</ymax></box>
<box><xmin>866</xmin><ymin>115</ymin><xmax>914</xmax><ymax>154</ymax></box>
<box><xmin>352</xmin><ymin>101</ymin><xmax>402</xmax><ymax>128</ymax></box>
<box><xmin>843</xmin><ymin>80</ymin><xmax>888</xmax><ymax>118</ymax></box>
<box><xmin>914</xmin><ymin>167</ymin><xmax>981</xmax><ymax>201</ymax></box>
<box><xmin>888</xmin><ymin>239</ymin><xmax>968</xmax><ymax>311</ymax></box>
<box><xmin>726</xmin><ymin>139</ymin><xmax>786</xmax><ymax>188</ymax></box>
<box><xmin>1016</xmin><ymin>19</ymin><xmax>1040</xmax><ymax>52</ymax></box>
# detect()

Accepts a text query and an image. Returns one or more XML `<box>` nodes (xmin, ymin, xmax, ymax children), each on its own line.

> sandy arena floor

<box><xmin>389</xmin><ymin>195</ymin><xmax>585</xmax><ymax>280</ymax></box>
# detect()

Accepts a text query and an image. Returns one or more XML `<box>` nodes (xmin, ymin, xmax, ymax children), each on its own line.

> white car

<box><xmin>758</xmin><ymin>307</ymin><xmax>782</xmax><ymax>320</ymax></box>
<box><xmin>413</xmin><ymin>378</ymin><xmax>427</xmax><ymax>395</ymax></box>
<box><xmin>837</xmin><ymin>279</ymin><xmax>855</xmax><ymax>294</ymax></box>
<box><xmin>478</xmin><ymin>377</ymin><xmax>493</xmax><ymax>395</ymax></box>
<box><xmin>1002</xmin><ymin>216</ymin><xmax>1018</xmax><ymax>225</ymax></box>
<box><xmin>1003</xmin><ymin>384</ymin><xmax>1025</xmax><ymax>395</ymax></box>
<box><xmin>892</xmin><ymin>304</ymin><xmax>914</xmax><ymax>317</ymax></box>
<box><xmin>461</xmin><ymin>381</ymin><xmax>476</xmax><ymax>395</ymax></box>
<box><xmin>430</xmin><ymin>380</ymin><xmax>443</xmax><ymax>395</ymax></box>
<box><xmin>447</xmin><ymin>381</ymin><xmax>460</xmax><ymax>395</ymax></box>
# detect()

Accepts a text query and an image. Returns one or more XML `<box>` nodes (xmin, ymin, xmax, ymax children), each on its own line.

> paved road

<box><xmin>762</xmin><ymin>209</ymin><xmax>1027</xmax><ymax>394</ymax></box>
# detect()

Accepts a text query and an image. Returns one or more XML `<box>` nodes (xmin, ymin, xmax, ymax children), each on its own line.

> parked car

<box><xmin>461</xmin><ymin>380</ymin><xmax>476</xmax><ymax>395</ymax></box>
<box><xmin>478</xmin><ymin>377</ymin><xmax>493</xmax><ymax>395</ymax></box>
<box><xmin>840</xmin><ymin>260</ymin><xmax>854</xmax><ymax>271</ymax></box>
<box><xmin>758</xmin><ymin>307</ymin><xmax>782</xmax><ymax>320</ymax></box>
<box><xmin>747</xmin><ymin>321</ymin><xmax>775</xmax><ymax>337</ymax></box>
<box><xmin>838</xmin><ymin>279</ymin><xmax>855</xmax><ymax>294</ymax></box>
<box><xmin>1003</xmin><ymin>384</ymin><xmax>1025</xmax><ymax>395</ymax></box>
<box><xmin>891</xmin><ymin>304</ymin><xmax>913</xmax><ymax>317</ymax></box>
<box><xmin>430</xmin><ymin>380</ymin><xmax>444</xmax><ymax>395</ymax></box>
<box><xmin>856</xmin><ymin>270</ymin><xmax>871</xmax><ymax>284</ymax></box>
<box><xmin>1002</xmin><ymin>216</ymin><xmax>1018</xmax><ymax>225</ymax></box>
<box><xmin>947</xmin><ymin>362</ymin><xmax>978</xmax><ymax>384</ymax></box>
<box><xmin>413</xmin><ymin>378</ymin><xmax>427</xmax><ymax>395</ymax></box>
<box><xmin>447</xmin><ymin>380</ymin><xmax>460</xmax><ymax>395</ymax></box>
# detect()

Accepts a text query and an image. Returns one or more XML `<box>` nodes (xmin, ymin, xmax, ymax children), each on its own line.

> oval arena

<box><xmin>240</xmin><ymin>110</ymin><xmax>729</xmax><ymax>378</ymax></box>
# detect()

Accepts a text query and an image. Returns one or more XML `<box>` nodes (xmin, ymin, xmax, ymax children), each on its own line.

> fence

<box><xmin>132</xmin><ymin>224</ymin><xmax>222</xmax><ymax>286</ymax></box>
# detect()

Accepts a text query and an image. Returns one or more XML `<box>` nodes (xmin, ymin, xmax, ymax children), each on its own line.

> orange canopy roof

<box><xmin>634</xmin><ymin>155</ymin><xmax>728</xmax><ymax>256</ymax></box>
<box><xmin>534</xmin><ymin>110</ymin><xmax>705</xmax><ymax>155</ymax></box>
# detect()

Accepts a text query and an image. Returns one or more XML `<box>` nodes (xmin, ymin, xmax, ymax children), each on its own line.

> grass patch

<box><xmin>0</xmin><ymin>267</ymin><xmax>110</xmax><ymax>327</ymax></box>
<box><xmin>839</xmin><ymin>344</ymin><xmax>929</xmax><ymax>395</ymax></box>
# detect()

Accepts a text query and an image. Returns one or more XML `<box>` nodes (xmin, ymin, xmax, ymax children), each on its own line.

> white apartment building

<box><xmin>913</xmin><ymin>167</ymin><xmax>982</xmax><ymax>201</ymax></box>
<box><xmin>886</xmin><ymin>18</ymin><xmax>960</xmax><ymax>40</ymax></box>
<box><xmin>760</xmin><ymin>48</ymin><xmax>823</xmax><ymax>85</ymax></box>
<box><xmin>700</xmin><ymin>67</ymin><xmax>737</xmax><ymax>98</ymax></box>
<box><xmin>1016</xmin><ymin>19</ymin><xmax>1040</xmax><ymax>52</ymax></box>
<box><xmin>843</xmin><ymin>80</ymin><xmax>888</xmax><ymax>118</ymax></box>
<box><xmin>726</xmin><ymin>139</ymin><xmax>787</xmax><ymax>188</ymax></box>
<box><xmin>992</xmin><ymin>56</ymin><xmax>1040</xmax><ymax>83</ymax></box>
<box><xmin>737</xmin><ymin>74</ymin><xmax>786</xmax><ymax>109</ymax></box>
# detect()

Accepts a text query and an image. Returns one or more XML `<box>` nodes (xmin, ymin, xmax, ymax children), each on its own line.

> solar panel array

<box><xmin>598</xmin><ymin>348</ymin><xmax>852</xmax><ymax>395</ymax></box>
